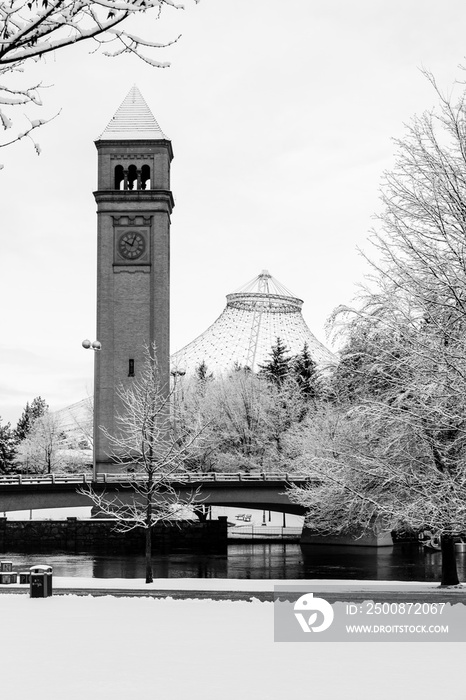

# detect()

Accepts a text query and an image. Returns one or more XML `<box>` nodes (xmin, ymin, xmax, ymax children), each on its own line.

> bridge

<box><xmin>0</xmin><ymin>472</ymin><xmax>310</xmax><ymax>515</ymax></box>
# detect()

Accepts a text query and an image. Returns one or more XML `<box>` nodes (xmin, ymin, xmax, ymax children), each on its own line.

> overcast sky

<box><xmin>2</xmin><ymin>0</ymin><xmax>466</xmax><ymax>425</ymax></box>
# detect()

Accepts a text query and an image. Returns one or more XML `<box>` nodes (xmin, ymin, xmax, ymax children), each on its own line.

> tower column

<box><xmin>93</xmin><ymin>87</ymin><xmax>174</xmax><ymax>475</ymax></box>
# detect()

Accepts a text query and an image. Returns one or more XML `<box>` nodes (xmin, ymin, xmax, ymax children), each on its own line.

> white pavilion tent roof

<box><xmin>171</xmin><ymin>271</ymin><xmax>335</xmax><ymax>375</ymax></box>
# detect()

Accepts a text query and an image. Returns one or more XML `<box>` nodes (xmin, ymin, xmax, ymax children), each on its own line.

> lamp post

<box><xmin>170</xmin><ymin>369</ymin><xmax>186</xmax><ymax>448</ymax></box>
<box><xmin>82</xmin><ymin>339</ymin><xmax>101</xmax><ymax>478</ymax></box>
<box><xmin>170</xmin><ymin>369</ymin><xmax>186</xmax><ymax>397</ymax></box>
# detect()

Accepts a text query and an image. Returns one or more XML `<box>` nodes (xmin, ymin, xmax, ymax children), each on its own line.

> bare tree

<box><xmin>290</xmin><ymin>74</ymin><xmax>466</xmax><ymax>586</ymax></box>
<box><xmin>212</xmin><ymin>370</ymin><xmax>270</xmax><ymax>470</ymax></box>
<box><xmin>179</xmin><ymin>367</ymin><xmax>309</xmax><ymax>473</ymax></box>
<box><xmin>16</xmin><ymin>410</ymin><xmax>67</xmax><ymax>473</ymax></box>
<box><xmin>179</xmin><ymin>355</ymin><xmax>323</xmax><ymax>475</ymax></box>
<box><xmin>0</xmin><ymin>0</ymin><xmax>198</xmax><ymax>159</ymax></box>
<box><xmin>80</xmin><ymin>345</ymin><xmax>206</xmax><ymax>583</ymax></box>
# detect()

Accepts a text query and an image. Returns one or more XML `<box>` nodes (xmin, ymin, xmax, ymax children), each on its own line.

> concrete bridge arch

<box><xmin>0</xmin><ymin>474</ymin><xmax>307</xmax><ymax>516</ymax></box>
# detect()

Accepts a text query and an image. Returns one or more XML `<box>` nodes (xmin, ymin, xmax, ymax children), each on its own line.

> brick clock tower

<box><xmin>93</xmin><ymin>86</ymin><xmax>174</xmax><ymax>475</ymax></box>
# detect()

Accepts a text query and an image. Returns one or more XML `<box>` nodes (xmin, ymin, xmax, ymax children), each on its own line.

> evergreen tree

<box><xmin>0</xmin><ymin>419</ymin><xmax>16</xmax><ymax>473</ymax></box>
<box><xmin>292</xmin><ymin>343</ymin><xmax>318</xmax><ymax>399</ymax></box>
<box><xmin>231</xmin><ymin>362</ymin><xmax>251</xmax><ymax>374</ymax></box>
<box><xmin>258</xmin><ymin>337</ymin><xmax>292</xmax><ymax>384</ymax></box>
<box><xmin>194</xmin><ymin>361</ymin><xmax>213</xmax><ymax>398</ymax></box>
<box><xmin>330</xmin><ymin>324</ymin><xmax>410</xmax><ymax>404</ymax></box>
<box><xmin>195</xmin><ymin>361</ymin><xmax>213</xmax><ymax>383</ymax></box>
<box><xmin>15</xmin><ymin>396</ymin><xmax>48</xmax><ymax>441</ymax></box>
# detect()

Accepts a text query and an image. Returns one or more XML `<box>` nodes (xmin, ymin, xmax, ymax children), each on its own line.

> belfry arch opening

<box><xmin>128</xmin><ymin>164</ymin><xmax>138</xmax><ymax>190</ymax></box>
<box><xmin>141</xmin><ymin>165</ymin><xmax>151</xmax><ymax>190</ymax></box>
<box><xmin>113</xmin><ymin>164</ymin><xmax>151</xmax><ymax>190</ymax></box>
<box><xmin>114</xmin><ymin>165</ymin><xmax>124</xmax><ymax>190</ymax></box>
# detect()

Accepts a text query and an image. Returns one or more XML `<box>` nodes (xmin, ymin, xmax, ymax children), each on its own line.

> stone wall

<box><xmin>0</xmin><ymin>517</ymin><xmax>227</xmax><ymax>554</ymax></box>
<box><xmin>300</xmin><ymin>527</ymin><xmax>394</xmax><ymax>547</ymax></box>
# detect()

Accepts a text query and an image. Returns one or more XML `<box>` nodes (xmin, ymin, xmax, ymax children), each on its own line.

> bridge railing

<box><xmin>0</xmin><ymin>472</ymin><xmax>310</xmax><ymax>486</ymax></box>
<box><xmin>96</xmin><ymin>472</ymin><xmax>308</xmax><ymax>483</ymax></box>
<box><xmin>0</xmin><ymin>474</ymin><xmax>92</xmax><ymax>485</ymax></box>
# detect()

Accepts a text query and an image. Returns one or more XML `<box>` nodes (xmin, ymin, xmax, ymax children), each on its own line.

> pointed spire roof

<box><xmin>98</xmin><ymin>86</ymin><xmax>168</xmax><ymax>141</ymax></box>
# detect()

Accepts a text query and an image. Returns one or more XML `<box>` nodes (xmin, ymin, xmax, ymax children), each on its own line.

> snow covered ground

<box><xmin>0</xmin><ymin>575</ymin><xmax>454</xmax><ymax>591</ymax></box>
<box><xmin>1</xmin><ymin>586</ymin><xmax>465</xmax><ymax>700</ymax></box>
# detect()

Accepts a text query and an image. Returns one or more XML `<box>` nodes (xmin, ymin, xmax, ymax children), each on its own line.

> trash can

<box><xmin>29</xmin><ymin>566</ymin><xmax>53</xmax><ymax>598</ymax></box>
<box><xmin>30</xmin><ymin>571</ymin><xmax>47</xmax><ymax>598</ymax></box>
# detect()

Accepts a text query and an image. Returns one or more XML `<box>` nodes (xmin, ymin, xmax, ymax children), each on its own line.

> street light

<box><xmin>171</xmin><ymin>368</ymin><xmax>186</xmax><ymax>401</ymax></box>
<box><xmin>82</xmin><ymin>339</ymin><xmax>101</xmax><ymax>351</ymax></box>
<box><xmin>82</xmin><ymin>339</ymin><xmax>101</xmax><ymax>479</ymax></box>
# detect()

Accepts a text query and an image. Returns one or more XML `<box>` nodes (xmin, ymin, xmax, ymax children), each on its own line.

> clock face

<box><xmin>118</xmin><ymin>231</ymin><xmax>146</xmax><ymax>260</ymax></box>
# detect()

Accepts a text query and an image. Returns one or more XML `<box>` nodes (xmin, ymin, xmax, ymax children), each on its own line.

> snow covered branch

<box><xmin>0</xmin><ymin>0</ymin><xmax>198</xmax><ymax>157</ymax></box>
<box><xmin>290</xmin><ymin>78</ymin><xmax>466</xmax><ymax>585</ymax></box>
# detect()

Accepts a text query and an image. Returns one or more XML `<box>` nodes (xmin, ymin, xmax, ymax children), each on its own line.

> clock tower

<box><xmin>93</xmin><ymin>86</ymin><xmax>174</xmax><ymax>474</ymax></box>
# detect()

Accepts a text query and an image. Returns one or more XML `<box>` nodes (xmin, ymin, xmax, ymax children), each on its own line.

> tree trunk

<box><xmin>440</xmin><ymin>534</ymin><xmax>460</xmax><ymax>586</ymax></box>
<box><xmin>145</xmin><ymin>472</ymin><xmax>154</xmax><ymax>584</ymax></box>
<box><xmin>145</xmin><ymin>525</ymin><xmax>153</xmax><ymax>584</ymax></box>
<box><xmin>193</xmin><ymin>505</ymin><xmax>208</xmax><ymax>522</ymax></box>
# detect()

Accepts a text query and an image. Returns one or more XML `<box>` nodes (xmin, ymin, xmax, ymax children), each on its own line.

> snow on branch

<box><xmin>0</xmin><ymin>0</ymin><xmax>197</xmax><ymax>159</ymax></box>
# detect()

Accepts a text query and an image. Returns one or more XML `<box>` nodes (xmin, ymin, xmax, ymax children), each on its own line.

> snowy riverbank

<box><xmin>0</xmin><ymin>576</ymin><xmax>460</xmax><ymax>592</ymax></box>
<box><xmin>0</xmin><ymin>591</ymin><xmax>465</xmax><ymax>700</ymax></box>
<box><xmin>0</xmin><ymin>576</ymin><xmax>456</xmax><ymax>593</ymax></box>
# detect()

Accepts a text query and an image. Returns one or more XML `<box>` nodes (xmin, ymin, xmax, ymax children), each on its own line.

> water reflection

<box><xmin>92</xmin><ymin>552</ymin><xmax>228</xmax><ymax>579</ymax></box>
<box><xmin>299</xmin><ymin>543</ymin><xmax>441</xmax><ymax>580</ymax></box>
<box><xmin>0</xmin><ymin>543</ymin><xmax>460</xmax><ymax>581</ymax></box>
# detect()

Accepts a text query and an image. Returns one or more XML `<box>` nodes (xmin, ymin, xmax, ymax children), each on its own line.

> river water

<box><xmin>1</xmin><ymin>543</ymin><xmax>462</xmax><ymax>581</ymax></box>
